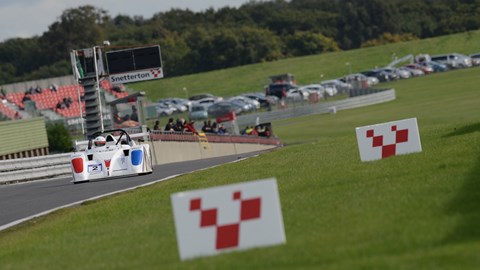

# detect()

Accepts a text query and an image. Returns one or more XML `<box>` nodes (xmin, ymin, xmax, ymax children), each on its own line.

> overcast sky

<box><xmin>0</xmin><ymin>0</ymin><xmax>253</xmax><ymax>42</ymax></box>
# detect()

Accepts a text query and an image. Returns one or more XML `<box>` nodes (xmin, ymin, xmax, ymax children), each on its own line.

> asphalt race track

<box><xmin>0</xmin><ymin>151</ymin><xmax>265</xmax><ymax>231</ymax></box>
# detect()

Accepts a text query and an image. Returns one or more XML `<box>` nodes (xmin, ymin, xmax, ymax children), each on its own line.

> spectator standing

<box><xmin>251</xmin><ymin>126</ymin><xmax>259</xmax><ymax>136</ymax></box>
<box><xmin>242</xmin><ymin>126</ymin><xmax>253</xmax><ymax>135</ymax></box>
<box><xmin>23</xmin><ymin>94</ymin><xmax>31</xmax><ymax>103</ymax></box>
<box><xmin>174</xmin><ymin>118</ymin><xmax>185</xmax><ymax>132</ymax></box>
<box><xmin>211</xmin><ymin>121</ymin><xmax>218</xmax><ymax>133</ymax></box>
<box><xmin>202</xmin><ymin>121</ymin><xmax>212</xmax><ymax>133</ymax></box>
<box><xmin>185</xmin><ymin>121</ymin><xmax>198</xmax><ymax>135</ymax></box>
<box><xmin>131</xmin><ymin>105</ymin><xmax>139</xmax><ymax>122</ymax></box>
<box><xmin>164</xmin><ymin>118</ymin><xmax>175</xmax><ymax>131</ymax></box>
<box><xmin>217</xmin><ymin>124</ymin><xmax>227</xmax><ymax>134</ymax></box>
<box><xmin>113</xmin><ymin>113</ymin><xmax>123</xmax><ymax>124</ymax></box>
<box><xmin>153</xmin><ymin>120</ymin><xmax>160</xmax><ymax>130</ymax></box>
<box><xmin>50</xmin><ymin>84</ymin><xmax>58</xmax><ymax>92</ymax></box>
<box><xmin>35</xmin><ymin>86</ymin><xmax>42</xmax><ymax>94</ymax></box>
<box><xmin>56</xmin><ymin>101</ymin><xmax>66</xmax><ymax>110</ymax></box>
<box><xmin>264</xmin><ymin>127</ymin><xmax>271</xmax><ymax>138</ymax></box>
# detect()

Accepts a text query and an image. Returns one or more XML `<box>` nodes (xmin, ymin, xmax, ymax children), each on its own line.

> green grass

<box><xmin>131</xmin><ymin>30</ymin><xmax>480</xmax><ymax>102</ymax></box>
<box><xmin>1</xmin><ymin>38</ymin><xmax>480</xmax><ymax>269</ymax></box>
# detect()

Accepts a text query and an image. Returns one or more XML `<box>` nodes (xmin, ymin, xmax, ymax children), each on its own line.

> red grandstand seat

<box><xmin>0</xmin><ymin>102</ymin><xmax>20</xmax><ymax>120</ymax></box>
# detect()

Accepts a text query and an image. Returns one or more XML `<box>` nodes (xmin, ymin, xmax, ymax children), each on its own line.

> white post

<box><xmin>70</xmin><ymin>50</ymin><xmax>85</xmax><ymax>135</ymax></box>
<box><xmin>93</xmin><ymin>46</ymin><xmax>104</xmax><ymax>132</ymax></box>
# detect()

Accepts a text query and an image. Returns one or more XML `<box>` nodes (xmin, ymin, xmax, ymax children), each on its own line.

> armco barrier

<box><xmin>236</xmin><ymin>89</ymin><xmax>396</xmax><ymax>127</ymax></box>
<box><xmin>0</xmin><ymin>153</ymin><xmax>71</xmax><ymax>184</ymax></box>
<box><xmin>0</xmin><ymin>89</ymin><xmax>395</xmax><ymax>184</ymax></box>
<box><xmin>0</xmin><ymin>165</ymin><xmax>71</xmax><ymax>183</ymax></box>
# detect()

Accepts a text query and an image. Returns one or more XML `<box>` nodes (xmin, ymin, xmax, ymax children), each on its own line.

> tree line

<box><xmin>1</xmin><ymin>0</ymin><xmax>479</xmax><ymax>85</ymax></box>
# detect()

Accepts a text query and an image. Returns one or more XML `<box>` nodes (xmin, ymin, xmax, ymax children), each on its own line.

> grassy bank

<box><xmin>0</xmin><ymin>41</ymin><xmax>480</xmax><ymax>269</ymax></box>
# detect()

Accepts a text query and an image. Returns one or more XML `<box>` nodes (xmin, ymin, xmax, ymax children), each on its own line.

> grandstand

<box><xmin>100</xmin><ymin>80</ymin><xmax>129</xmax><ymax>99</ymax></box>
<box><xmin>5</xmin><ymin>92</ymin><xmax>26</xmax><ymax>109</ymax></box>
<box><xmin>0</xmin><ymin>101</ymin><xmax>21</xmax><ymax>120</ymax></box>
<box><xmin>0</xmin><ymin>76</ymin><xmax>131</xmax><ymax>160</ymax></box>
<box><xmin>1</xmin><ymin>78</ymin><xmax>128</xmax><ymax>121</ymax></box>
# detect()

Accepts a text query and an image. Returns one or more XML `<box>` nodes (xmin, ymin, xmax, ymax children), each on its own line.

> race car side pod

<box><xmin>131</xmin><ymin>149</ymin><xmax>143</xmax><ymax>166</ymax></box>
<box><xmin>71</xmin><ymin>157</ymin><xmax>84</xmax><ymax>173</ymax></box>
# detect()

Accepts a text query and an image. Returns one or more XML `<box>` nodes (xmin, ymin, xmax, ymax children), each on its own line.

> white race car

<box><xmin>70</xmin><ymin>129</ymin><xmax>153</xmax><ymax>183</ymax></box>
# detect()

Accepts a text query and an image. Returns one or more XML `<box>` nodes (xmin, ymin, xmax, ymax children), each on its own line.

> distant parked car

<box><xmin>196</xmin><ymin>97</ymin><xmax>217</xmax><ymax>107</ymax></box>
<box><xmin>431</xmin><ymin>53</ymin><xmax>472</xmax><ymax>69</ymax></box>
<box><xmin>452</xmin><ymin>53</ymin><xmax>472</xmax><ymax>68</ymax></box>
<box><xmin>399</xmin><ymin>67</ymin><xmax>424</xmax><ymax>77</ymax></box>
<box><xmin>418</xmin><ymin>61</ymin><xmax>448</xmax><ymax>72</ymax></box>
<box><xmin>188</xmin><ymin>104</ymin><xmax>209</xmax><ymax>120</ymax></box>
<box><xmin>469</xmin><ymin>53</ymin><xmax>480</xmax><ymax>66</ymax></box>
<box><xmin>379</xmin><ymin>67</ymin><xmax>409</xmax><ymax>79</ymax></box>
<box><xmin>207</xmin><ymin>101</ymin><xmax>243</xmax><ymax>118</ymax></box>
<box><xmin>155</xmin><ymin>103</ymin><xmax>176</xmax><ymax>117</ymax></box>
<box><xmin>158</xmin><ymin>98</ymin><xmax>191</xmax><ymax>112</ymax></box>
<box><xmin>286</xmin><ymin>88</ymin><xmax>309</xmax><ymax>101</ymax></box>
<box><xmin>243</xmin><ymin>93</ymin><xmax>272</xmax><ymax>108</ymax></box>
<box><xmin>321</xmin><ymin>79</ymin><xmax>352</xmax><ymax>94</ymax></box>
<box><xmin>361</xmin><ymin>70</ymin><xmax>390</xmax><ymax>82</ymax></box>
<box><xmin>265</xmin><ymin>83</ymin><xmax>295</xmax><ymax>99</ymax></box>
<box><xmin>343</xmin><ymin>73</ymin><xmax>379</xmax><ymax>87</ymax></box>
<box><xmin>229</xmin><ymin>96</ymin><xmax>260</xmax><ymax>110</ymax></box>
<box><xmin>189</xmin><ymin>93</ymin><xmax>223</xmax><ymax>102</ymax></box>
<box><xmin>229</xmin><ymin>99</ymin><xmax>253</xmax><ymax>113</ymax></box>
<box><xmin>264</xmin><ymin>95</ymin><xmax>279</xmax><ymax>105</ymax></box>
<box><xmin>405</xmin><ymin>64</ymin><xmax>433</xmax><ymax>74</ymax></box>
<box><xmin>430</xmin><ymin>54</ymin><xmax>454</xmax><ymax>69</ymax></box>
<box><xmin>299</xmin><ymin>84</ymin><xmax>331</xmax><ymax>97</ymax></box>
<box><xmin>314</xmin><ymin>84</ymin><xmax>333</xmax><ymax>97</ymax></box>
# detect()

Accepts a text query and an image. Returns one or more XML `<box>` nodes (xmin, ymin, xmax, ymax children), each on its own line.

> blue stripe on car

<box><xmin>131</xmin><ymin>150</ymin><xmax>143</xmax><ymax>166</ymax></box>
